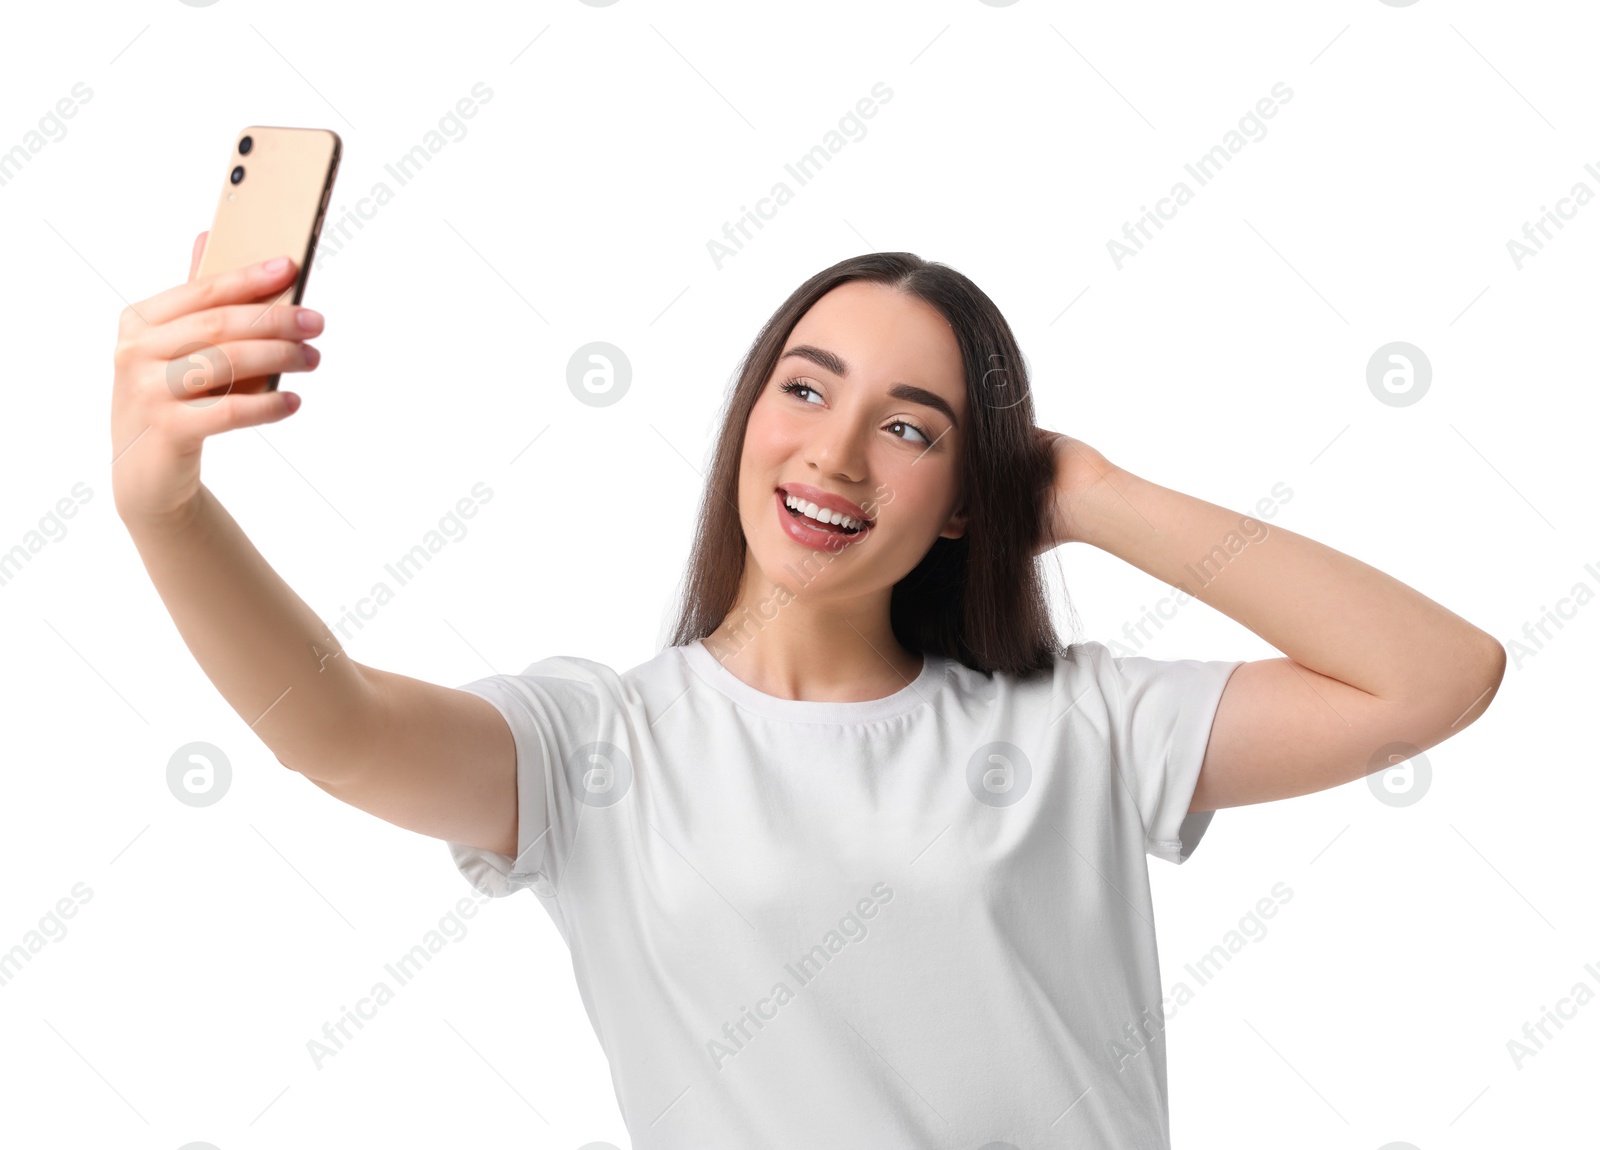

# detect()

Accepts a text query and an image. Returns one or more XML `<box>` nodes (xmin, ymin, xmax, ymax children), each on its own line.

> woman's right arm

<box><xmin>114</xmin><ymin>235</ymin><xmax>520</xmax><ymax>860</ymax></box>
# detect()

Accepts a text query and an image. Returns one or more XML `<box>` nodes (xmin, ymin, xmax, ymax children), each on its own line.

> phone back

<box><xmin>196</xmin><ymin>125</ymin><xmax>340</xmax><ymax>300</ymax></box>
<box><xmin>195</xmin><ymin>126</ymin><xmax>340</xmax><ymax>389</ymax></box>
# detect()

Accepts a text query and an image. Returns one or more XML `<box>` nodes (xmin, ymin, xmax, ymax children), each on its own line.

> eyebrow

<box><xmin>778</xmin><ymin>344</ymin><xmax>960</xmax><ymax>429</ymax></box>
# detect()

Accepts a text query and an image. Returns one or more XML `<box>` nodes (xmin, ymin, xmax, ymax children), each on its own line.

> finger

<box><xmin>183</xmin><ymin>388</ymin><xmax>303</xmax><ymax>438</ymax></box>
<box><xmin>146</xmin><ymin>302</ymin><xmax>322</xmax><ymax>360</ymax></box>
<box><xmin>164</xmin><ymin>339</ymin><xmax>319</xmax><ymax>400</ymax></box>
<box><xmin>187</xmin><ymin>231</ymin><xmax>209</xmax><ymax>283</ymax></box>
<box><xmin>138</xmin><ymin>254</ymin><xmax>299</xmax><ymax>329</ymax></box>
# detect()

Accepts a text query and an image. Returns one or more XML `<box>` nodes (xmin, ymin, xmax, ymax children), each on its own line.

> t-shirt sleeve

<box><xmin>446</xmin><ymin>655</ymin><xmax>619</xmax><ymax>898</ymax></box>
<box><xmin>1074</xmin><ymin>641</ymin><xmax>1243</xmax><ymax>865</ymax></box>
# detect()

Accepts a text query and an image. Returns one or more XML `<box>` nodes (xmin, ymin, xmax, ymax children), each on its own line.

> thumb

<box><xmin>187</xmin><ymin>231</ymin><xmax>209</xmax><ymax>283</ymax></box>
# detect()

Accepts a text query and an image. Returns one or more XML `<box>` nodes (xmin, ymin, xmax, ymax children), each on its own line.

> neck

<box><xmin>702</xmin><ymin>556</ymin><xmax>922</xmax><ymax>702</ymax></box>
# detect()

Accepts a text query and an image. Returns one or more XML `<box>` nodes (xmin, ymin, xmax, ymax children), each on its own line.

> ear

<box><xmin>939</xmin><ymin>501</ymin><xmax>968</xmax><ymax>541</ymax></box>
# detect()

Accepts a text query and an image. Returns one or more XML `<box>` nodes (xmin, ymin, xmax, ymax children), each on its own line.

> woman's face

<box><xmin>737</xmin><ymin>280</ymin><xmax>969</xmax><ymax>600</ymax></box>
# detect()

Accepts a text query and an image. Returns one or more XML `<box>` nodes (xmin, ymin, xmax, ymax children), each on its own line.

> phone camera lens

<box><xmin>238</xmin><ymin>135</ymin><xmax>253</xmax><ymax>155</ymax></box>
<box><xmin>230</xmin><ymin>165</ymin><xmax>245</xmax><ymax>185</ymax></box>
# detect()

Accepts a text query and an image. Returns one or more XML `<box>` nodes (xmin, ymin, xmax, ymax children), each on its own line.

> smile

<box><xmin>773</xmin><ymin>488</ymin><xmax>873</xmax><ymax>552</ymax></box>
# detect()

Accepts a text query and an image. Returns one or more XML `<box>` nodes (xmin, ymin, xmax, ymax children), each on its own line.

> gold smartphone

<box><xmin>195</xmin><ymin>126</ymin><xmax>341</xmax><ymax>391</ymax></box>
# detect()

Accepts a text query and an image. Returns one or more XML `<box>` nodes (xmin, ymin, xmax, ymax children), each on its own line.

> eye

<box><xmin>777</xmin><ymin>378</ymin><xmax>823</xmax><ymax>405</ymax></box>
<box><xmin>779</xmin><ymin>377</ymin><xmax>936</xmax><ymax>447</ymax></box>
<box><xmin>887</xmin><ymin>419</ymin><xmax>933</xmax><ymax>446</ymax></box>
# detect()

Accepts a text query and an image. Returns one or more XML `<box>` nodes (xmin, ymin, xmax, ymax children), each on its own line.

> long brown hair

<box><xmin>666</xmin><ymin>252</ymin><xmax>1068</xmax><ymax>678</ymax></box>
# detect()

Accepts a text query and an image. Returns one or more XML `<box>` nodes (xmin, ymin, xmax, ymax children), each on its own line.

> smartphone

<box><xmin>195</xmin><ymin>125</ymin><xmax>341</xmax><ymax>391</ymax></box>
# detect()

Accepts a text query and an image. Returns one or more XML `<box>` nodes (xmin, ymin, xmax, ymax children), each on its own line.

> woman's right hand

<box><xmin>111</xmin><ymin>231</ymin><xmax>323</xmax><ymax>531</ymax></box>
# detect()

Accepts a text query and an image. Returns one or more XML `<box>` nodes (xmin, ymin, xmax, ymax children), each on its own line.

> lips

<box><xmin>773</xmin><ymin>488</ymin><xmax>872</xmax><ymax>553</ymax></box>
<box><xmin>777</xmin><ymin>483</ymin><xmax>875</xmax><ymax>526</ymax></box>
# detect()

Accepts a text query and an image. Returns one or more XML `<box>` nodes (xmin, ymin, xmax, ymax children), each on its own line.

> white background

<box><xmin>0</xmin><ymin>1</ymin><xmax>1594</xmax><ymax>1147</ymax></box>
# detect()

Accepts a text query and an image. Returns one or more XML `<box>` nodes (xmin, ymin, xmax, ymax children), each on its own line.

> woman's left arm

<box><xmin>1036</xmin><ymin>432</ymin><xmax>1507</xmax><ymax>812</ymax></box>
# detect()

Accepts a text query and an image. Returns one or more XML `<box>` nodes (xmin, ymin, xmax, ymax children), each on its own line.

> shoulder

<box><xmin>965</xmin><ymin>639</ymin><xmax>1116</xmax><ymax>693</ymax></box>
<box><xmin>1055</xmin><ymin>638</ymin><xmax>1237</xmax><ymax>685</ymax></box>
<box><xmin>489</xmin><ymin>644</ymin><xmax>693</xmax><ymax>717</ymax></box>
<box><xmin>974</xmin><ymin>639</ymin><xmax>1235</xmax><ymax>717</ymax></box>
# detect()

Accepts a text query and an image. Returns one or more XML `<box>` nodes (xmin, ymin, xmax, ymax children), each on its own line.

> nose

<box><xmin>802</xmin><ymin>406</ymin><xmax>870</xmax><ymax>484</ymax></box>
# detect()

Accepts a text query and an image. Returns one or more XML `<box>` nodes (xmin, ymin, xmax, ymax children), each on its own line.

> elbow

<box><xmin>1470</xmin><ymin>631</ymin><xmax>1507</xmax><ymax>699</ymax></box>
<box><xmin>1391</xmin><ymin>631</ymin><xmax>1505</xmax><ymax>744</ymax></box>
<box><xmin>1481</xmin><ymin>635</ymin><xmax>1508</xmax><ymax>691</ymax></box>
<box><xmin>1445</xmin><ymin>631</ymin><xmax>1506</xmax><ymax>732</ymax></box>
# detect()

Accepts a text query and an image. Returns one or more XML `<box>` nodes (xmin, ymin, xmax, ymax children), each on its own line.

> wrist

<box><xmin>119</xmin><ymin>487</ymin><xmax>210</xmax><ymax>544</ymax></box>
<box><xmin>1061</xmin><ymin>462</ymin><xmax>1136</xmax><ymax>550</ymax></box>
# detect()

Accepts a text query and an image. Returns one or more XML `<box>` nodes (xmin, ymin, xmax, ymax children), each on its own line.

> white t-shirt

<box><xmin>448</xmin><ymin>638</ymin><xmax>1241</xmax><ymax>1149</ymax></box>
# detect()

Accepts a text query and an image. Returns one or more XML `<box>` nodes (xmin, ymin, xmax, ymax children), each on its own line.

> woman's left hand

<box><xmin>1031</xmin><ymin>429</ymin><xmax>1120</xmax><ymax>552</ymax></box>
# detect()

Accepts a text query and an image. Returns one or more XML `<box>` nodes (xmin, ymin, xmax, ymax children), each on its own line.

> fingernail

<box><xmin>296</xmin><ymin>309</ymin><xmax>323</xmax><ymax>332</ymax></box>
<box><xmin>304</xmin><ymin>345</ymin><xmax>321</xmax><ymax>367</ymax></box>
<box><xmin>263</xmin><ymin>256</ymin><xmax>291</xmax><ymax>273</ymax></box>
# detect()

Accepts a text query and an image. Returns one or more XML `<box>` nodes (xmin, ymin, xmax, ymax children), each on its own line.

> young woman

<box><xmin>112</xmin><ymin>242</ymin><xmax>1505</xmax><ymax>1149</ymax></box>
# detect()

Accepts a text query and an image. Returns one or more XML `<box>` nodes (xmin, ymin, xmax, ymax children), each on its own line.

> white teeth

<box><xmin>784</xmin><ymin>492</ymin><xmax>863</xmax><ymax>531</ymax></box>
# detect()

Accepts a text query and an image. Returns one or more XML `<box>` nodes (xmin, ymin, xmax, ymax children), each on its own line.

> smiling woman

<box><xmin>114</xmin><ymin>234</ymin><xmax>1502</xmax><ymax>1149</ymax></box>
<box><xmin>436</xmin><ymin>252</ymin><xmax>1497</xmax><ymax>1145</ymax></box>
<box><xmin>675</xmin><ymin>254</ymin><xmax>1061</xmax><ymax>683</ymax></box>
